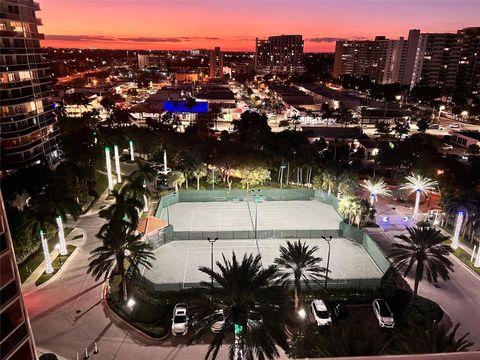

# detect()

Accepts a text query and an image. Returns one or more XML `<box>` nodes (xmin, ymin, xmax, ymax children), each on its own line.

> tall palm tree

<box><xmin>444</xmin><ymin>193</ymin><xmax>478</xmax><ymax>249</ymax></box>
<box><xmin>88</xmin><ymin>221</ymin><xmax>155</xmax><ymax>302</ymax></box>
<box><xmin>401</xmin><ymin>173</ymin><xmax>437</xmax><ymax>218</ymax></box>
<box><xmin>389</xmin><ymin>226</ymin><xmax>453</xmax><ymax>301</ymax></box>
<box><xmin>209</xmin><ymin>103</ymin><xmax>223</xmax><ymax>131</ymax></box>
<box><xmin>361</xmin><ymin>178</ymin><xmax>391</xmax><ymax>205</ymax></box>
<box><xmin>288</xmin><ymin>113</ymin><xmax>301</xmax><ymax>130</ymax></box>
<box><xmin>193</xmin><ymin>253</ymin><xmax>294</xmax><ymax>360</ymax></box>
<box><xmin>274</xmin><ymin>240</ymin><xmax>326</xmax><ymax>310</ymax></box>
<box><xmin>192</xmin><ymin>164</ymin><xmax>208</xmax><ymax>190</ymax></box>
<box><xmin>121</xmin><ymin>175</ymin><xmax>151</xmax><ymax>211</ymax></box>
<box><xmin>98</xmin><ymin>190</ymin><xmax>143</xmax><ymax>227</ymax></box>
<box><xmin>398</xmin><ymin>322</ymin><xmax>473</xmax><ymax>354</ymax></box>
<box><xmin>167</xmin><ymin>170</ymin><xmax>186</xmax><ymax>191</ymax></box>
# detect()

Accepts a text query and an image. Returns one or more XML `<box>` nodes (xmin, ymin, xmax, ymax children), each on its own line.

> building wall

<box><xmin>0</xmin><ymin>191</ymin><xmax>37</xmax><ymax>360</ymax></box>
<box><xmin>255</xmin><ymin>35</ymin><xmax>305</xmax><ymax>75</ymax></box>
<box><xmin>456</xmin><ymin>27</ymin><xmax>480</xmax><ymax>95</ymax></box>
<box><xmin>0</xmin><ymin>0</ymin><xmax>61</xmax><ymax>170</ymax></box>
<box><xmin>208</xmin><ymin>47</ymin><xmax>223</xmax><ymax>79</ymax></box>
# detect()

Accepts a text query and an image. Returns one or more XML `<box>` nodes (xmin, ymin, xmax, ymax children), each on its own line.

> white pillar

<box><xmin>114</xmin><ymin>145</ymin><xmax>122</xmax><ymax>183</ymax></box>
<box><xmin>474</xmin><ymin>246</ymin><xmax>480</xmax><ymax>268</ymax></box>
<box><xmin>40</xmin><ymin>230</ymin><xmax>54</xmax><ymax>274</ymax></box>
<box><xmin>163</xmin><ymin>150</ymin><xmax>168</xmax><ymax>175</ymax></box>
<box><xmin>129</xmin><ymin>140</ymin><xmax>134</xmax><ymax>161</ymax></box>
<box><xmin>56</xmin><ymin>216</ymin><xmax>67</xmax><ymax>255</ymax></box>
<box><xmin>105</xmin><ymin>147</ymin><xmax>113</xmax><ymax>191</ymax></box>
<box><xmin>413</xmin><ymin>189</ymin><xmax>421</xmax><ymax>218</ymax></box>
<box><xmin>451</xmin><ymin>211</ymin><xmax>464</xmax><ymax>250</ymax></box>
<box><xmin>370</xmin><ymin>193</ymin><xmax>376</xmax><ymax>205</ymax></box>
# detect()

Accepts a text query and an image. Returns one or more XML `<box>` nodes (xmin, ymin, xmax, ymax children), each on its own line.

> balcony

<box><xmin>0</xmin><ymin>280</ymin><xmax>19</xmax><ymax>310</ymax></box>
<box><xmin>0</xmin><ymin>323</ymin><xmax>29</xmax><ymax>360</ymax></box>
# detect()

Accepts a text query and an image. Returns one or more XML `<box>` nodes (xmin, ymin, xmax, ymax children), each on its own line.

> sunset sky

<box><xmin>39</xmin><ymin>0</ymin><xmax>480</xmax><ymax>52</ymax></box>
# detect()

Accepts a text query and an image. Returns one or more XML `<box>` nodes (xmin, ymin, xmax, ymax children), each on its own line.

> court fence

<box><xmin>147</xmin><ymin>188</ymin><xmax>391</xmax><ymax>281</ymax></box>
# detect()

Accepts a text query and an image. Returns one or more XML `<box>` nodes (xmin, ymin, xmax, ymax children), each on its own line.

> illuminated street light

<box><xmin>437</xmin><ymin>105</ymin><xmax>446</xmax><ymax>121</ymax></box>
<box><xmin>163</xmin><ymin>150</ymin><xmax>168</xmax><ymax>175</ymax></box>
<box><xmin>114</xmin><ymin>145</ymin><xmax>122</xmax><ymax>183</ymax></box>
<box><xmin>129</xmin><ymin>140</ymin><xmax>134</xmax><ymax>161</ymax></box>
<box><xmin>40</xmin><ymin>230</ymin><xmax>54</xmax><ymax>274</ymax></box>
<box><xmin>105</xmin><ymin>147</ymin><xmax>114</xmax><ymax>191</ymax></box>
<box><xmin>298</xmin><ymin>308</ymin><xmax>306</xmax><ymax>320</ymax></box>
<box><xmin>56</xmin><ymin>216</ymin><xmax>67</xmax><ymax>255</ymax></box>
<box><xmin>451</xmin><ymin>211</ymin><xmax>464</xmax><ymax>250</ymax></box>
<box><xmin>127</xmin><ymin>298</ymin><xmax>136</xmax><ymax>309</ymax></box>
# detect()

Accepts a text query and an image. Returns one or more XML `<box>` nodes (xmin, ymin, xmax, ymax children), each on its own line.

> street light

<box><xmin>207</xmin><ymin>237</ymin><xmax>218</xmax><ymax>289</ymax></box>
<box><xmin>322</xmin><ymin>236</ymin><xmax>332</xmax><ymax>289</ymax></box>
<box><xmin>437</xmin><ymin>105</ymin><xmax>446</xmax><ymax>122</ymax></box>
<box><xmin>252</xmin><ymin>189</ymin><xmax>261</xmax><ymax>244</ymax></box>
<box><xmin>279</xmin><ymin>165</ymin><xmax>286</xmax><ymax>190</ymax></box>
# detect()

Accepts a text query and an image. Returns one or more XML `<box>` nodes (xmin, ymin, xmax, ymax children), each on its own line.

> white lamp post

<box><xmin>451</xmin><ymin>211</ymin><xmax>464</xmax><ymax>250</ymax></box>
<box><xmin>40</xmin><ymin>230</ymin><xmax>54</xmax><ymax>274</ymax></box>
<box><xmin>129</xmin><ymin>140</ymin><xmax>134</xmax><ymax>161</ymax></box>
<box><xmin>437</xmin><ymin>105</ymin><xmax>445</xmax><ymax>122</ymax></box>
<box><xmin>474</xmin><ymin>246</ymin><xmax>480</xmax><ymax>268</ymax></box>
<box><xmin>105</xmin><ymin>147</ymin><xmax>114</xmax><ymax>191</ymax></box>
<box><xmin>56</xmin><ymin>216</ymin><xmax>67</xmax><ymax>255</ymax></box>
<box><xmin>163</xmin><ymin>150</ymin><xmax>168</xmax><ymax>175</ymax></box>
<box><xmin>114</xmin><ymin>145</ymin><xmax>122</xmax><ymax>183</ymax></box>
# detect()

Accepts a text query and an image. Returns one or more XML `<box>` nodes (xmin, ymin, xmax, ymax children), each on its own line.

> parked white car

<box><xmin>210</xmin><ymin>309</ymin><xmax>225</xmax><ymax>333</ymax></box>
<box><xmin>448</xmin><ymin>123</ymin><xmax>461</xmax><ymax>129</ymax></box>
<box><xmin>310</xmin><ymin>299</ymin><xmax>332</xmax><ymax>326</ymax></box>
<box><xmin>441</xmin><ymin>143</ymin><xmax>453</xmax><ymax>150</ymax></box>
<box><xmin>372</xmin><ymin>299</ymin><xmax>395</xmax><ymax>328</ymax></box>
<box><xmin>171</xmin><ymin>303</ymin><xmax>189</xmax><ymax>336</ymax></box>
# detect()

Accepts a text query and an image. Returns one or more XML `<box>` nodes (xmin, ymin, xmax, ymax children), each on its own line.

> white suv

<box><xmin>310</xmin><ymin>299</ymin><xmax>332</xmax><ymax>326</ymax></box>
<box><xmin>171</xmin><ymin>303</ymin><xmax>189</xmax><ymax>336</ymax></box>
<box><xmin>372</xmin><ymin>299</ymin><xmax>395</xmax><ymax>328</ymax></box>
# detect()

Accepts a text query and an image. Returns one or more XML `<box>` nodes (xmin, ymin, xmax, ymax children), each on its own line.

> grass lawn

<box><xmin>443</xmin><ymin>240</ymin><xmax>480</xmax><ymax>276</ymax></box>
<box><xmin>34</xmin><ymin>244</ymin><xmax>77</xmax><ymax>286</ymax></box>
<box><xmin>19</xmin><ymin>227</ymin><xmax>74</xmax><ymax>282</ymax></box>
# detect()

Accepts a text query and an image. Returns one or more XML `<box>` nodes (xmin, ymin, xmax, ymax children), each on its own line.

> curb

<box><xmin>101</xmin><ymin>282</ymin><xmax>171</xmax><ymax>342</ymax></box>
<box><xmin>27</xmin><ymin>228</ymin><xmax>86</xmax><ymax>293</ymax></box>
<box><xmin>450</xmin><ymin>252</ymin><xmax>480</xmax><ymax>280</ymax></box>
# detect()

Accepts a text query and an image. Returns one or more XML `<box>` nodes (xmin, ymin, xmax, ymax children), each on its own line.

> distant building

<box><xmin>1</xmin><ymin>190</ymin><xmax>37</xmax><ymax>359</ymax></box>
<box><xmin>175</xmin><ymin>73</ymin><xmax>199</xmax><ymax>84</ymax></box>
<box><xmin>137</xmin><ymin>54</ymin><xmax>167</xmax><ymax>70</ymax></box>
<box><xmin>269</xmin><ymin>85</ymin><xmax>314</xmax><ymax>106</ymax></box>
<box><xmin>450</xmin><ymin>131</ymin><xmax>480</xmax><ymax>148</ymax></box>
<box><xmin>456</xmin><ymin>27</ymin><xmax>480</xmax><ymax>95</ymax></box>
<box><xmin>209</xmin><ymin>47</ymin><xmax>224</xmax><ymax>79</ymax></box>
<box><xmin>255</xmin><ymin>35</ymin><xmax>305</xmax><ymax>75</ymax></box>
<box><xmin>0</xmin><ymin>0</ymin><xmax>61</xmax><ymax>170</ymax></box>
<box><xmin>334</xmin><ymin>27</ymin><xmax>480</xmax><ymax>94</ymax></box>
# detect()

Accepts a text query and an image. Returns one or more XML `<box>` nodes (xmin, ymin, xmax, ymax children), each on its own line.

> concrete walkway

<box><xmin>22</xmin><ymin>228</ymin><xmax>85</xmax><ymax>293</ymax></box>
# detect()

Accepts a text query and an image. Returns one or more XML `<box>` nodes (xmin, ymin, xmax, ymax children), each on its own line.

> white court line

<box><xmin>189</xmin><ymin>207</ymin><xmax>195</xmax><ymax>232</ymax></box>
<box><xmin>182</xmin><ymin>247</ymin><xmax>190</xmax><ymax>288</ymax></box>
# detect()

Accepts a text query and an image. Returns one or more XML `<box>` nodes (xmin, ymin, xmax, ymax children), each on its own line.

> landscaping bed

<box><xmin>35</xmin><ymin>244</ymin><xmax>76</xmax><ymax>286</ymax></box>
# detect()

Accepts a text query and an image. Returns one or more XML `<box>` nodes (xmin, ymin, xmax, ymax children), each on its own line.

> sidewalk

<box><xmin>22</xmin><ymin>228</ymin><xmax>84</xmax><ymax>293</ymax></box>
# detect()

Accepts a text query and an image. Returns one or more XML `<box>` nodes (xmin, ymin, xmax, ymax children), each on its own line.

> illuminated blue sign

<box><xmin>163</xmin><ymin>101</ymin><xmax>209</xmax><ymax>113</ymax></box>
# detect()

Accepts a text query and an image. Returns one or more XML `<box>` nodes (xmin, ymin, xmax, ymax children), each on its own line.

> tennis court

<box><xmin>141</xmin><ymin>238</ymin><xmax>384</xmax><ymax>291</ymax></box>
<box><xmin>160</xmin><ymin>200</ymin><xmax>342</xmax><ymax>232</ymax></box>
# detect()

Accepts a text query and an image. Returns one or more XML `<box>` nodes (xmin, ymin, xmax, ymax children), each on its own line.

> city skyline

<box><xmin>40</xmin><ymin>0</ymin><xmax>480</xmax><ymax>52</ymax></box>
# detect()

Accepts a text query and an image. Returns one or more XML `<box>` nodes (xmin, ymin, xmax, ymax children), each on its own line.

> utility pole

<box><xmin>322</xmin><ymin>236</ymin><xmax>332</xmax><ymax>289</ymax></box>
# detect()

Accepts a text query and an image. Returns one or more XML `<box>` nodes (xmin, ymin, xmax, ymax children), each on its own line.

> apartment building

<box><xmin>1</xmin><ymin>191</ymin><xmax>37</xmax><ymax>359</ymax></box>
<box><xmin>209</xmin><ymin>47</ymin><xmax>224</xmax><ymax>79</ymax></box>
<box><xmin>255</xmin><ymin>35</ymin><xmax>305</xmax><ymax>75</ymax></box>
<box><xmin>0</xmin><ymin>0</ymin><xmax>61</xmax><ymax>170</ymax></box>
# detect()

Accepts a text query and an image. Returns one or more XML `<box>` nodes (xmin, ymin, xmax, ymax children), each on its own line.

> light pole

<box><xmin>207</xmin><ymin>237</ymin><xmax>218</xmax><ymax>289</ymax></box>
<box><xmin>252</xmin><ymin>190</ymin><xmax>262</xmax><ymax>255</ymax></box>
<box><xmin>279</xmin><ymin>165</ymin><xmax>286</xmax><ymax>189</ymax></box>
<box><xmin>437</xmin><ymin>105</ymin><xmax>445</xmax><ymax>123</ymax></box>
<box><xmin>322</xmin><ymin>236</ymin><xmax>332</xmax><ymax>289</ymax></box>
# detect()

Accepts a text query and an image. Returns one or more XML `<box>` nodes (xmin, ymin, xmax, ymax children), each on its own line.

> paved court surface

<box><xmin>142</xmin><ymin>238</ymin><xmax>383</xmax><ymax>289</ymax></box>
<box><xmin>161</xmin><ymin>200</ymin><xmax>342</xmax><ymax>232</ymax></box>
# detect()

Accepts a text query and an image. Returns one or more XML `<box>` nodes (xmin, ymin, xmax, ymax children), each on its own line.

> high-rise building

<box><xmin>333</xmin><ymin>36</ymin><xmax>407</xmax><ymax>84</ymax></box>
<box><xmin>255</xmin><ymin>35</ymin><xmax>305</xmax><ymax>75</ymax></box>
<box><xmin>209</xmin><ymin>47</ymin><xmax>224</xmax><ymax>79</ymax></box>
<box><xmin>1</xmin><ymin>190</ymin><xmax>37</xmax><ymax>359</ymax></box>
<box><xmin>137</xmin><ymin>54</ymin><xmax>167</xmax><ymax>70</ymax></box>
<box><xmin>0</xmin><ymin>0</ymin><xmax>60</xmax><ymax>170</ymax></box>
<box><xmin>456</xmin><ymin>27</ymin><xmax>480</xmax><ymax>95</ymax></box>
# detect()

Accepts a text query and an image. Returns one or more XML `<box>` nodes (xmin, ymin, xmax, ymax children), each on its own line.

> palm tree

<box><xmin>98</xmin><ymin>190</ymin><xmax>143</xmax><ymax>227</ymax></box>
<box><xmin>193</xmin><ymin>253</ymin><xmax>294</xmax><ymax>360</ymax></box>
<box><xmin>167</xmin><ymin>170</ymin><xmax>186</xmax><ymax>191</ymax></box>
<box><xmin>274</xmin><ymin>240</ymin><xmax>326</xmax><ymax>310</ymax></box>
<box><xmin>23</xmin><ymin>204</ymin><xmax>57</xmax><ymax>274</ymax></box>
<box><xmin>209</xmin><ymin>103</ymin><xmax>223</xmax><ymax>131</ymax></box>
<box><xmin>444</xmin><ymin>193</ymin><xmax>478</xmax><ymax>249</ymax></box>
<box><xmin>192</xmin><ymin>164</ymin><xmax>208</xmax><ymax>190</ymax></box>
<box><xmin>314</xmin><ymin>322</ymin><xmax>392</xmax><ymax>357</ymax></box>
<box><xmin>389</xmin><ymin>226</ymin><xmax>453</xmax><ymax>301</ymax></box>
<box><xmin>361</xmin><ymin>178</ymin><xmax>391</xmax><ymax>205</ymax></box>
<box><xmin>401</xmin><ymin>173</ymin><xmax>437</xmax><ymax>218</ymax></box>
<box><xmin>88</xmin><ymin>221</ymin><xmax>155</xmax><ymax>302</ymax></box>
<box><xmin>288</xmin><ymin>113</ymin><xmax>301</xmax><ymax>130</ymax></box>
<box><xmin>398</xmin><ymin>322</ymin><xmax>473</xmax><ymax>354</ymax></box>
<box><xmin>121</xmin><ymin>175</ymin><xmax>151</xmax><ymax>211</ymax></box>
